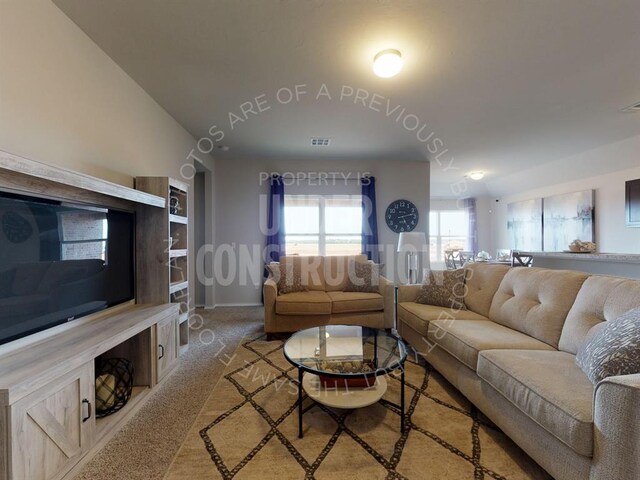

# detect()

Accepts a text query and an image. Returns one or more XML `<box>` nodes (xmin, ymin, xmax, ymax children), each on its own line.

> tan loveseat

<box><xmin>393</xmin><ymin>263</ymin><xmax>640</xmax><ymax>480</ymax></box>
<box><xmin>264</xmin><ymin>255</ymin><xmax>392</xmax><ymax>334</ymax></box>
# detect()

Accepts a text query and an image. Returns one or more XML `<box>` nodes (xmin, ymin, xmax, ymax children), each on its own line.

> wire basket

<box><xmin>95</xmin><ymin>358</ymin><xmax>134</xmax><ymax>418</ymax></box>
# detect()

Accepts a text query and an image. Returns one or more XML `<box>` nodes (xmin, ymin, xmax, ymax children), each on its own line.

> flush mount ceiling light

<box><xmin>468</xmin><ymin>171</ymin><xmax>485</xmax><ymax>181</ymax></box>
<box><xmin>373</xmin><ymin>49</ymin><xmax>402</xmax><ymax>78</ymax></box>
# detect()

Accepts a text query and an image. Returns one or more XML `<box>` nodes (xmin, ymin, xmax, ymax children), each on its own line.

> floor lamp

<box><xmin>397</xmin><ymin>232</ymin><xmax>427</xmax><ymax>285</ymax></box>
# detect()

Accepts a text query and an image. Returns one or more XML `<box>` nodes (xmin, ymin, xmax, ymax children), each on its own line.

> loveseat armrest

<box><xmin>263</xmin><ymin>278</ymin><xmax>278</xmax><ymax>333</ymax></box>
<box><xmin>377</xmin><ymin>275</ymin><xmax>391</xmax><ymax>295</ymax></box>
<box><xmin>378</xmin><ymin>276</ymin><xmax>394</xmax><ymax>329</ymax></box>
<box><xmin>590</xmin><ymin>373</ymin><xmax>640</xmax><ymax>480</ymax></box>
<box><xmin>397</xmin><ymin>284</ymin><xmax>422</xmax><ymax>303</ymax></box>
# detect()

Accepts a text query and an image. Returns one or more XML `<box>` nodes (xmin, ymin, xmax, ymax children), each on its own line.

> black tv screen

<box><xmin>0</xmin><ymin>191</ymin><xmax>135</xmax><ymax>345</ymax></box>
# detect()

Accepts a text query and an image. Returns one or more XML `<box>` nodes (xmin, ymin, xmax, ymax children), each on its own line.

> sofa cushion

<box><xmin>428</xmin><ymin>320</ymin><xmax>556</xmax><ymax>371</ymax></box>
<box><xmin>477</xmin><ymin>350</ymin><xmax>594</xmax><ymax>456</ymax></box>
<box><xmin>344</xmin><ymin>261</ymin><xmax>380</xmax><ymax>293</ymax></box>
<box><xmin>324</xmin><ymin>255</ymin><xmax>368</xmax><ymax>291</ymax></box>
<box><xmin>398</xmin><ymin>302</ymin><xmax>487</xmax><ymax>337</ymax></box>
<box><xmin>275</xmin><ymin>291</ymin><xmax>332</xmax><ymax>315</ymax></box>
<box><xmin>576</xmin><ymin>307</ymin><xmax>640</xmax><ymax>384</ymax></box>
<box><xmin>279</xmin><ymin>256</ymin><xmax>325</xmax><ymax>291</ymax></box>
<box><xmin>416</xmin><ymin>269</ymin><xmax>466</xmax><ymax>309</ymax></box>
<box><xmin>327</xmin><ymin>291</ymin><xmax>383</xmax><ymax>314</ymax></box>
<box><xmin>463</xmin><ymin>263</ymin><xmax>511</xmax><ymax>317</ymax></box>
<box><xmin>489</xmin><ymin>268</ymin><xmax>589</xmax><ymax>348</ymax></box>
<box><xmin>559</xmin><ymin>275</ymin><xmax>640</xmax><ymax>354</ymax></box>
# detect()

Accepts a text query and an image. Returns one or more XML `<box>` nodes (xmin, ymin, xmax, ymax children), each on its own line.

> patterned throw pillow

<box><xmin>266</xmin><ymin>263</ymin><xmax>308</xmax><ymax>295</ymax></box>
<box><xmin>415</xmin><ymin>269</ymin><xmax>467</xmax><ymax>310</ymax></box>
<box><xmin>576</xmin><ymin>307</ymin><xmax>640</xmax><ymax>384</ymax></box>
<box><xmin>344</xmin><ymin>261</ymin><xmax>380</xmax><ymax>293</ymax></box>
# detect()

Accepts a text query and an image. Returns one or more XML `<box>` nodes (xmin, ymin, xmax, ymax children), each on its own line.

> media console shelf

<box><xmin>0</xmin><ymin>151</ymin><xmax>186</xmax><ymax>480</ymax></box>
<box><xmin>0</xmin><ymin>303</ymin><xmax>180</xmax><ymax>480</ymax></box>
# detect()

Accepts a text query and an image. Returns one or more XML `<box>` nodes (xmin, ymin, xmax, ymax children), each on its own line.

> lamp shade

<box><xmin>397</xmin><ymin>232</ymin><xmax>427</xmax><ymax>252</ymax></box>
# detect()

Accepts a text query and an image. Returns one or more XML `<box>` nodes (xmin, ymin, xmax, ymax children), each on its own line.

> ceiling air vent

<box><xmin>621</xmin><ymin>102</ymin><xmax>640</xmax><ymax>113</ymax></box>
<box><xmin>310</xmin><ymin>137</ymin><xmax>331</xmax><ymax>146</ymax></box>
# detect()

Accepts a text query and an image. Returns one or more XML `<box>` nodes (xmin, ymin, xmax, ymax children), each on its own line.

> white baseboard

<box><xmin>213</xmin><ymin>303</ymin><xmax>262</xmax><ymax>308</ymax></box>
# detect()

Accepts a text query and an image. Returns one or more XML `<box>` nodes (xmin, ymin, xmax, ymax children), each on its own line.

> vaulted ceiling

<box><xmin>54</xmin><ymin>0</ymin><xmax>640</xmax><ymax>196</ymax></box>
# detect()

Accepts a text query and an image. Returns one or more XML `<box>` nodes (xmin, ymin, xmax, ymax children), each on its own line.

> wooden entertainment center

<box><xmin>0</xmin><ymin>150</ymin><xmax>190</xmax><ymax>480</ymax></box>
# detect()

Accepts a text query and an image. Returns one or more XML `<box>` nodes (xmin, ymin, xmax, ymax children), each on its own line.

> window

<box><xmin>285</xmin><ymin>195</ymin><xmax>362</xmax><ymax>256</ymax></box>
<box><xmin>429</xmin><ymin>209</ymin><xmax>469</xmax><ymax>263</ymax></box>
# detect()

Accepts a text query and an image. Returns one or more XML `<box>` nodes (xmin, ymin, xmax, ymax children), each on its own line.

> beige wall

<box><xmin>0</xmin><ymin>0</ymin><xmax>214</xmax><ymax>306</ymax></box>
<box><xmin>213</xmin><ymin>158</ymin><xmax>430</xmax><ymax>305</ymax></box>
<box><xmin>0</xmin><ymin>0</ymin><xmax>204</xmax><ymax>185</ymax></box>
<box><xmin>491</xmin><ymin>136</ymin><xmax>640</xmax><ymax>256</ymax></box>
<box><xmin>431</xmin><ymin>135</ymin><xmax>640</xmax><ymax>261</ymax></box>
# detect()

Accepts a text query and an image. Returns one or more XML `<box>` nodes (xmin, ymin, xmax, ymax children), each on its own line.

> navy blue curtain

<box><xmin>361</xmin><ymin>176</ymin><xmax>379</xmax><ymax>262</ymax></box>
<box><xmin>265</xmin><ymin>174</ymin><xmax>285</xmax><ymax>264</ymax></box>
<box><xmin>262</xmin><ymin>175</ymin><xmax>285</xmax><ymax>304</ymax></box>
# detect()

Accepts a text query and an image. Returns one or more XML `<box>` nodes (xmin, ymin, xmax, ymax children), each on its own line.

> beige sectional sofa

<box><xmin>264</xmin><ymin>255</ymin><xmax>393</xmax><ymax>334</ymax></box>
<box><xmin>394</xmin><ymin>263</ymin><xmax>640</xmax><ymax>480</ymax></box>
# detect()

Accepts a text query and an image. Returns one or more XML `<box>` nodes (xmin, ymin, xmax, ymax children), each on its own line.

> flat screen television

<box><xmin>0</xmin><ymin>191</ymin><xmax>135</xmax><ymax>345</ymax></box>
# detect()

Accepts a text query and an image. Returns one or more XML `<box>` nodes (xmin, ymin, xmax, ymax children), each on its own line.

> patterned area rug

<box><xmin>164</xmin><ymin>335</ymin><xmax>551</xmax><ymax>480</ymax></box>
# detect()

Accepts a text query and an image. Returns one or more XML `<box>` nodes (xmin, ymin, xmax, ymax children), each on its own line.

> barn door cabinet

<box><xmin>155</xmin><ymin>315</ymin><xmax>179</xmax><ymax>382</ymax></box>
<box><xmin>0</xmin><ymin>303</ymin><xmax>179</xmax><ymax>480</ymax></box>
<box><xmin>7</xmin><ymin>364</ymin><xmax>95</xmax><ymax>480</ymax></box>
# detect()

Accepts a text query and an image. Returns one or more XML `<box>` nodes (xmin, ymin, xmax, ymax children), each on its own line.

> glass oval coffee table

<box><xmin>283</xmin><ymin>325</ymin><xmax>407</xmax><ymax>438</ymax></box>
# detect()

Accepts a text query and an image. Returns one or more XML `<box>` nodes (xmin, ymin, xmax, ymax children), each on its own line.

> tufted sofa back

<box><xmin>489</xmin><ymin>267</ymin><xmax>589</xmax><ymax>348</ymax></box>
<box><xmin>558</xmin><ymin>275</ymin><xmax>640</xmax><ymax>354</ymax></box>
<box><xmin>463</xmin><ymin>263</ymin><xmax>511</xmax><ymax>317</ymax></box>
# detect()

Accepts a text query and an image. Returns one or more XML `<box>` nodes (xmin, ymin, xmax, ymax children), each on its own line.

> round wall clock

<box><xmin>385</xmin><ymin>199</ymin><xmax>419</xmax><ymax>233</ymax></box>
<box><xmin>2</xmin><ymin>211</ymin><xmax>33</xmax><ymax>243</ymax></box>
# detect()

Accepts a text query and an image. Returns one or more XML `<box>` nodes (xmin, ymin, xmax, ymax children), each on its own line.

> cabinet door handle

<box><xmin>159</xmin><ymin>344</ymin><xmax>165</xmax><ymax>359</ymax></box>
<box><xmin>82</xmin><ymin>399</ymin><xmax>92</xmax><ymax>423</ymax></box>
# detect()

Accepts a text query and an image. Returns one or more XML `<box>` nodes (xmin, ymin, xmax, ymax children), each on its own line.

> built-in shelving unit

<box><xmin>135</xmin><ymin>177</ymin><xmax>191</xmax><ymax>355</ymax></box>
<box><xmin>169</xmin><ymin>214</ymin><xmax>188</xmax><ymax>224</ymax></box>
<box><xmin>0</xmin><ymin>151</ymin><xmax>184</xmax><ymax>480</ymax></box>
<box><xmin>169</xmin><ymin>249</ymin><xmax>188</xmax><ymax>258</ymax></box>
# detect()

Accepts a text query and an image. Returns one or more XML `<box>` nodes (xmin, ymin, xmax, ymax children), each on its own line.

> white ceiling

<box><xmin>53</xmin><ymin>0</ymin><xmax>640</xmax><ymax>196</ymax></box>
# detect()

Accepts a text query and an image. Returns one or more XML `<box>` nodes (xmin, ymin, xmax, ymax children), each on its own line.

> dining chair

<box><xmin>511</xmin><ymin>251</ymin><xmax>534</xmax><ymax>267</ymax></box>
<box><xmin>459</xmin><ymin>251</ymin><xmax>475</xmax><ymax>264</ymax></box>
<box><xmin>444</xmin><ymin>250</ymin><xmax>468</xmax><ymax>269</ymax></box>
<box><xmin>444</xmin><ymin>250</ymin><xmax>457</xmax><ymax>270</ymax></box>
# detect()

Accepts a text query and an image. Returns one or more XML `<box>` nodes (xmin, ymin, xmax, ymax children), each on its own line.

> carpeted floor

<box><xmin>74</xmin><ymin>307</ymin><xmax>264</xmax><ymax>480</ymax></box>
<box><xmin>164</xmin><ymin>335</ymin><xmax>552</xmax><ymax>480</ymax></box>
